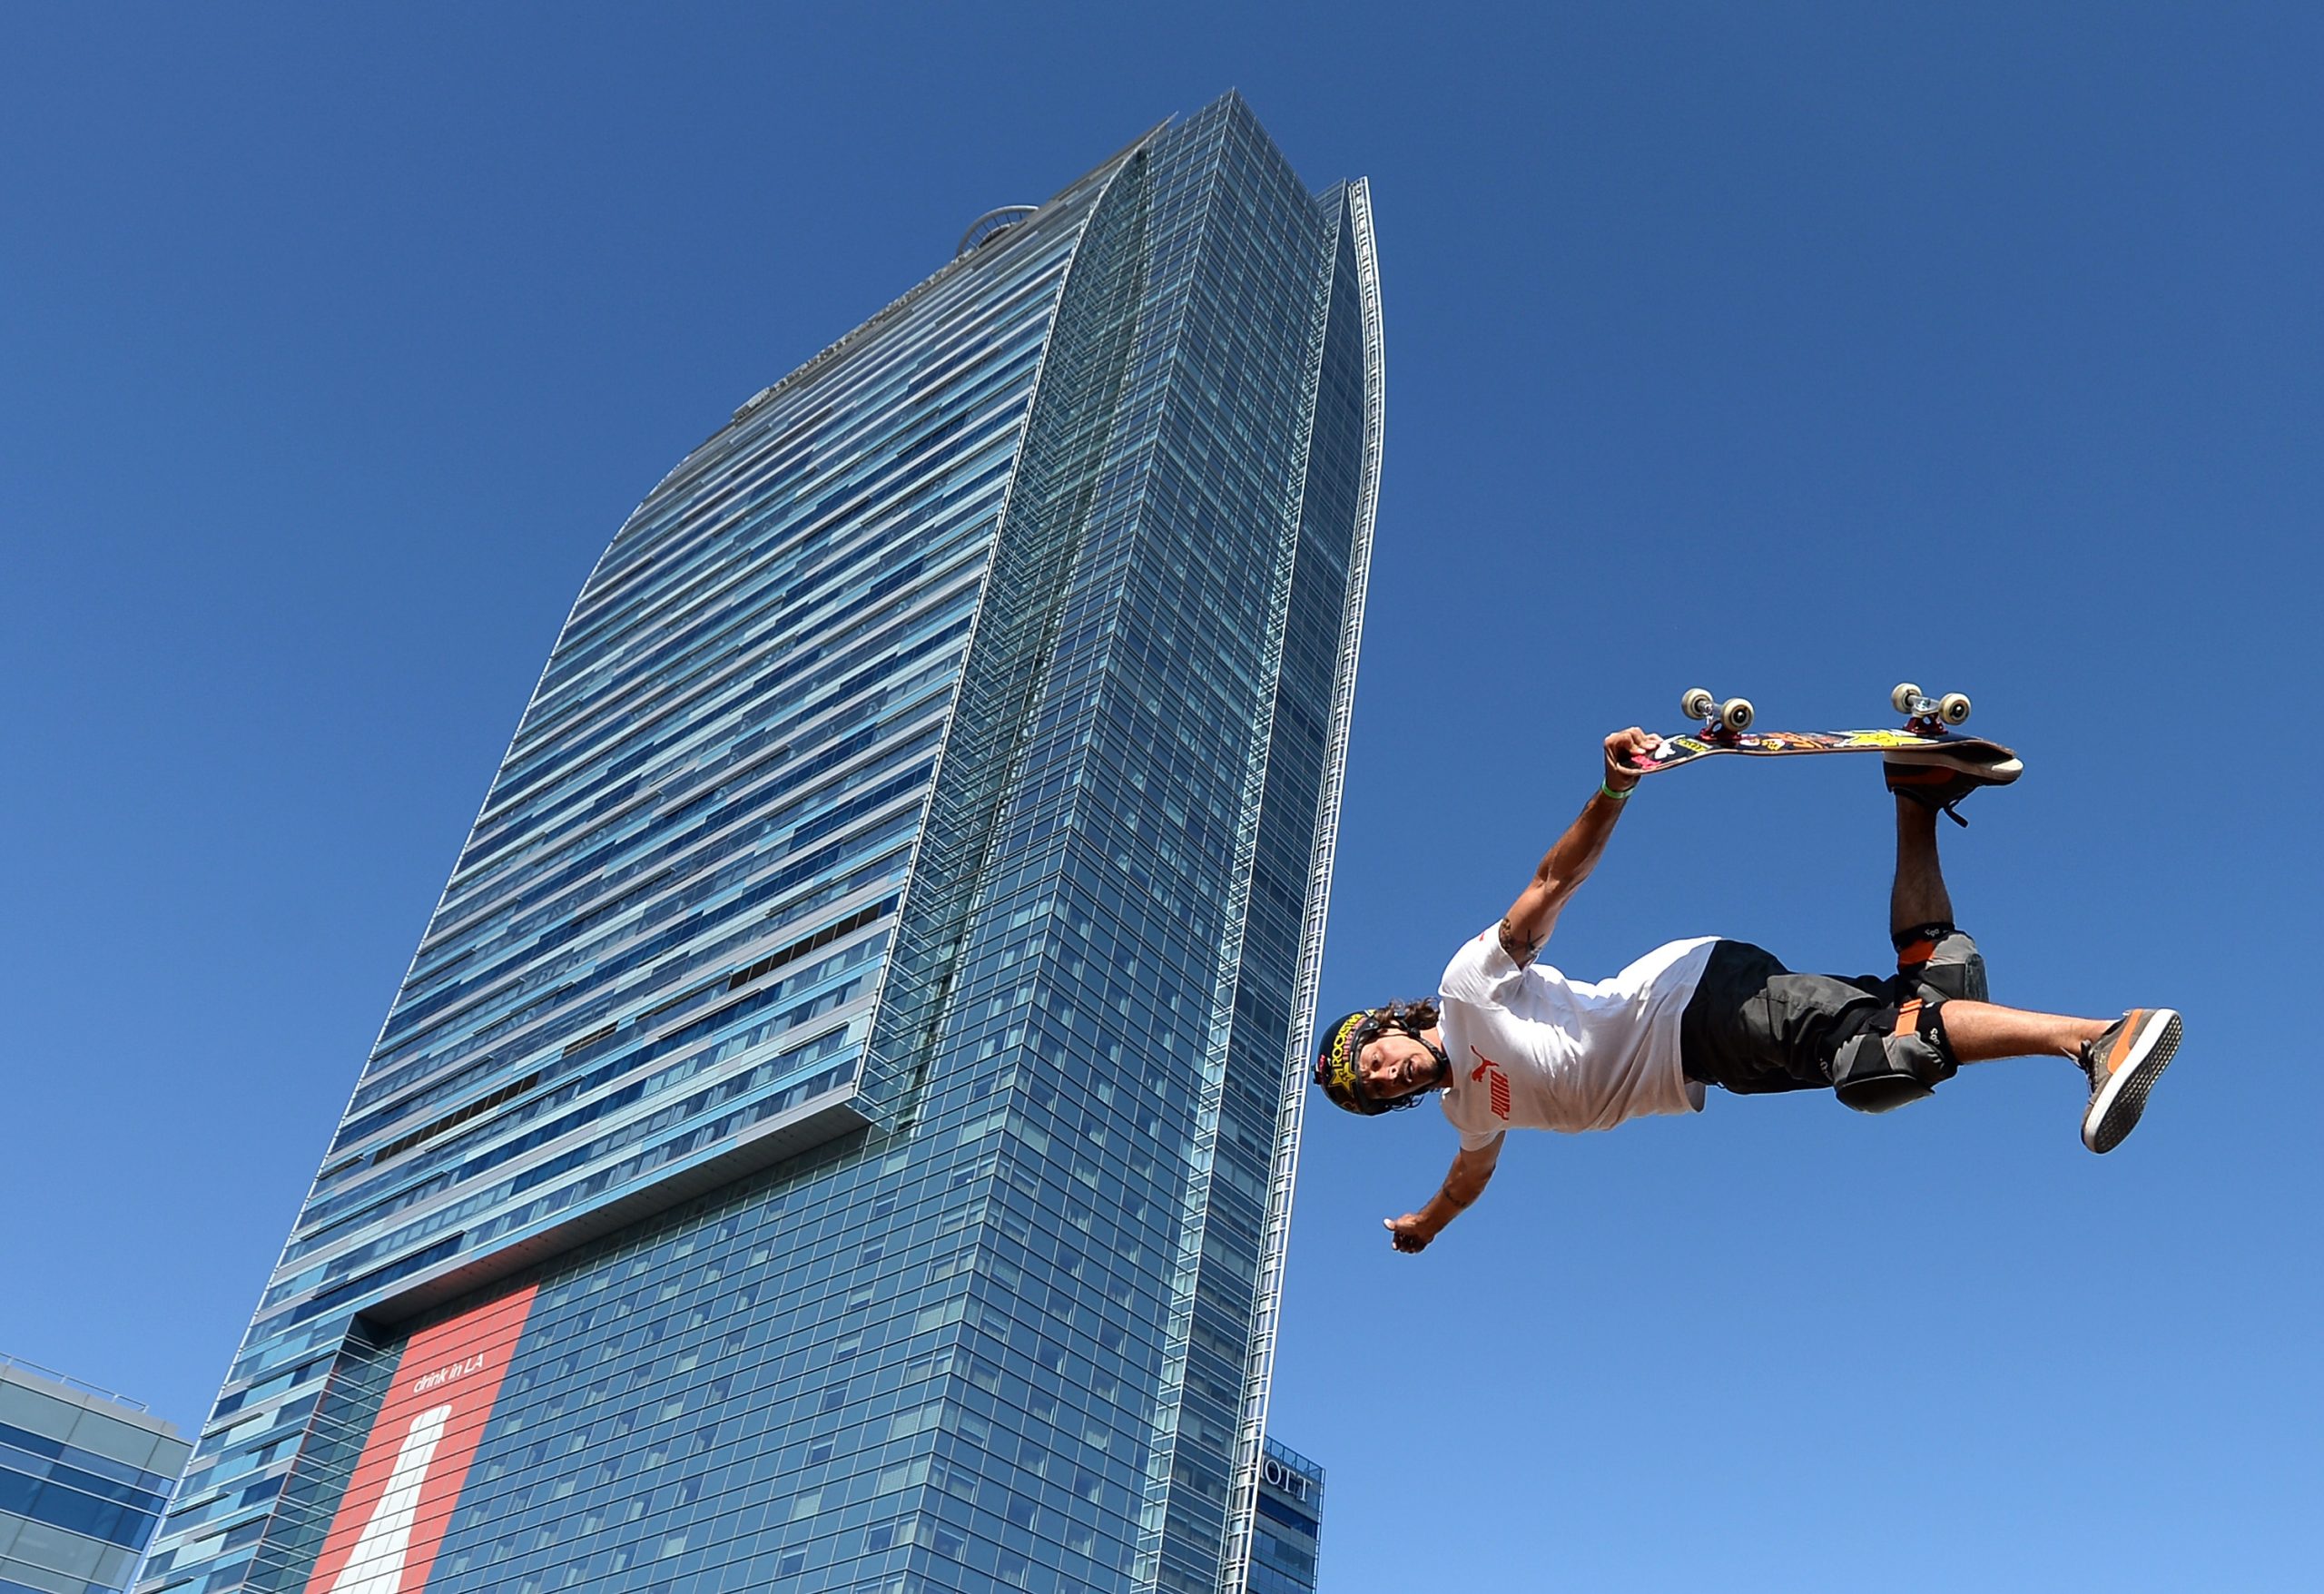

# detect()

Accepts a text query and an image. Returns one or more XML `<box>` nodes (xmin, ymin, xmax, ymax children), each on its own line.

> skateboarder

<box><xmin>1315</xmin><ymin>728</ymin><xmax>2182</xmax><ymax>1255</ymax></box>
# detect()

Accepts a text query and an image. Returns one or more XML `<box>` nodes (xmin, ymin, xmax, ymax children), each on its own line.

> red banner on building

<box><xmin>302</xmin><ymin>1284</ymin><xmax>537</xmax><ymax>1594</ymax></box>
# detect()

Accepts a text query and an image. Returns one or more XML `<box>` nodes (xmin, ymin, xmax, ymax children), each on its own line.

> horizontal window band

<box><xmin>371</xmin><ymin>1073</ymin><xmax>543</xmax><ymax>1168</ymax></box>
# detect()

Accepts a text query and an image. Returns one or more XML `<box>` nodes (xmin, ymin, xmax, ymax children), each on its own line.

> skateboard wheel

<box><xmin>1719</xmin><ymin>696</ymin><xmax>1755</xmax><ymax>733</ymax></box>
<box><xmin>1936</xmin><ymin>692</ymin><xmax>1972</xmax><ymax>726</ymax></box>
<box><xmin>1681</xmin><ymin>687</ymin><xmax>1715</xmax><ymax>723</ymax></box>
<box><xmin>1891</xmin><ymin>682</ymin><xmax>1923</xmax><ymax>715</ymax></box>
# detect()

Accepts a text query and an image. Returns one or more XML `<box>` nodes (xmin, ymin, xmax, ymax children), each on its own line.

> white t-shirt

<box><xmin>1436</xmin><ymin>928</ymin><xmax>1718</xmax><ymax>1148</ymax></box>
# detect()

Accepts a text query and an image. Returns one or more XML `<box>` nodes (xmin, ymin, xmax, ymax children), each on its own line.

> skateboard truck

<box><xmin>1890</xmin><ymin>682</ymin><xmax>1972</xmax><ymax>735</ymax></box>
<box><xmin>1680</xmin><ymin>687</ymin><xmax>1756</xmax><ymax>738</ymax></box>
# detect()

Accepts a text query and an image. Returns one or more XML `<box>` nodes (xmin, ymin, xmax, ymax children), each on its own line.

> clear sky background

<box><xmin>4</xmin><ymin>5</ymin><xmax>2318</xmax><ymax>1590</ymax></box>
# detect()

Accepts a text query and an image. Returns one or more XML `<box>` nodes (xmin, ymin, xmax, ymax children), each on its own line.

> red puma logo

<box><xmin>1469</xmin><ymin>1047</ymin><xmax>1512</xmax><ymax>1120</ymax></box>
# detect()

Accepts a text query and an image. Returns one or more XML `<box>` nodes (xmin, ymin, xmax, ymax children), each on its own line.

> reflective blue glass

<box><xmin>1246</xmin><ymin>1440</ymin><xmax>1322</xmax><ymax>1594</ymax></box>
<box><xmin>147</xmin><ymin>92</ymin><xmax>1378</xmax><ymax>1594</ymax></box>
<box><xmin>0</xmin><ymin>1362</ymin><xmax>191</xmax><ymax>1594</ymax></box>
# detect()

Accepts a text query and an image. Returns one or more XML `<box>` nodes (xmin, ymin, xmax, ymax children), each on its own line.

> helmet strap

<box><xmin>1420</xmin><ymin>1032</ymin><xmax>1451</xmax><ymax>1084</ymax></box>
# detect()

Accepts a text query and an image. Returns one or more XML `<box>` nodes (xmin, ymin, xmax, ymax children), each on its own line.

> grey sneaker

<box><xmin>1885</xmin><ymin>761</ymin><xmax>2013</xmax><ymax>825</ymax></box>
<box><xmin>2080</xmin><ymin>1009</ymin><xmax>2182</xmax><ymax>1154</ymax></box>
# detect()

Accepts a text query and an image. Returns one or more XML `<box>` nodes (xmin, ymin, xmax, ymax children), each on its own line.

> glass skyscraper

<box><xmin>141</xmin><ymin>91</ymin><xmax>1380</xmax><ymax>1594</ymax></box>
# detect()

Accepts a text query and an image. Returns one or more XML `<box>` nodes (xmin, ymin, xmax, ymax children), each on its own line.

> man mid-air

<box><xmin>1315</xmin><ymin>729</ymin><xmax>2182</xmax><ymax>1255</ymax></box>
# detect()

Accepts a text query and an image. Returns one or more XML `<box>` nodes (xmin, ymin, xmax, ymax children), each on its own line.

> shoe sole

<box><xmin>1881</xmin><ymin>750</ymin><xmax>2024</xmax><ymax>783</ymax></box>
<box><xmin>2083</xmin><ymin>1009</ymin><xmax>2182</xmax><ymax>1154</ymax></box>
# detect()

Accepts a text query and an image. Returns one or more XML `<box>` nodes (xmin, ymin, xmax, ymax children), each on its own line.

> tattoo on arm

<box><xmin>1498</xmin><ymin>916</ymin><xmax>1542</xmax><ymax>967</ymax></box>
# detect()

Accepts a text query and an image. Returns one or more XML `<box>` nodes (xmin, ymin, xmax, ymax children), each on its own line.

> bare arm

<box><xmin>1494</xmin><ymin>727</ymin><xmax>1659</xmax><ymax>968</ymax></box>
<box><xmin>1384</xmin><ymin>1134</ymin><xmax>1504</xmax><ymax>1253</ymax></box>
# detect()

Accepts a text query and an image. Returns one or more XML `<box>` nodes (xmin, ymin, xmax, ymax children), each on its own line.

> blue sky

<box><xmin>3</xmin><ymin>5</ymin><xmax>2317</xmax><ymax>1589</ymax></box>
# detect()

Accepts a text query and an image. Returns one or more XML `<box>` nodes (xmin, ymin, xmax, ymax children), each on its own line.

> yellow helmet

<box><xmin>1314</xmin><ymin>1007</ymin><xmax>1440</xmax><ymax>1116</ymax></box>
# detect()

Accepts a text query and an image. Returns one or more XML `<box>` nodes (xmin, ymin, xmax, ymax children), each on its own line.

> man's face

<box><xmin>1357</xmin><ymin>1029</ymin><xmax>1444</xmax><ymax>1107</ymax></box>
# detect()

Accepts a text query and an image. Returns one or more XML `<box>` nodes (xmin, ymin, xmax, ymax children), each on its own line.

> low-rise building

<box><xmin>1246</xmin><ymin>1435</ymin><xmax>1324</xmax><ymax>1594</ymax></box>
<box><xmin>0</xmin><ymin>1353</ymin><xmax>190</xmax><ymax>1594</ymax></box>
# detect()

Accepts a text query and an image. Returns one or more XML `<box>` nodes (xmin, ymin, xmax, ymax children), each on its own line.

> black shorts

<box><xmin>1679</xmin><ymin>924</ymin><xmax>1990</xmax><ymax>1097</ymax></box>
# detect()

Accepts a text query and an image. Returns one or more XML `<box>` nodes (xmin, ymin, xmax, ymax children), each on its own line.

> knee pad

<box><xmin>1919</xmin><ymin>948</ymin><xmax>1989</xmax><ymax>1005</ymax></box>
<box><xmin>1832</xmin><ymin>999</ymin><xmax>1961</xmax><ymax>1114</ymax></box>
<box><xmin>1895</xmin><ymin>923</ymin><xmax>1990</xmax><ymax>1004</ymax></box>
<box><xmin>1891</xmin><ymin>920</ymin><xmax>1957</xmax><ymax>957</ymax></box>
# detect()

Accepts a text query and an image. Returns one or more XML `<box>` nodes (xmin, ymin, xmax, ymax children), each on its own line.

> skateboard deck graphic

<box><xmin>1626</xmin><ymin>724</ymin><xmax>2023</xmax><ymax>781</ymax></box>
<box><xmin>1625</xmin><ymin>685</ymin><xmax>2023</xmax><ymax>783</ymax></box>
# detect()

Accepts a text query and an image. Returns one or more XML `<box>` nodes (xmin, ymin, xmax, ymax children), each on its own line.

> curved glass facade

<box><xmin>143</xmin><ymin>92</ymin><xmax>1379</xmax><ymax>1594</ymax></box>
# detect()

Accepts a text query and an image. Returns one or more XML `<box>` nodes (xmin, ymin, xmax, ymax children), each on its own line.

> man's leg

<box><xmin>1884</xmin><ymin>797</ymin><xmax>2116</xmax><ymax>1065</ymax></box>
<box><xmin>1890</xmin><ymin>794</ymin><xmax>1953</xmax><ymax>940</ymax></box>
<box><xmin>1936</xmin><ymin>1001</ymin><xmax>2109</xmax><ymax>1065</ymax></box>
<box><xmin>1887</xmin><ymin>799</ymin><xmax>2108</xmax><ymax>1063</ymax></box>
<box><xmin>1878</xmin><ymin>800</ymin><xmax>2181</xmax><ymax>1148</ymax></box>
<box><xmin>1940</xmin><ymin>999</ymin><xmax>2181</xmax><ymax>1153</ymax></box>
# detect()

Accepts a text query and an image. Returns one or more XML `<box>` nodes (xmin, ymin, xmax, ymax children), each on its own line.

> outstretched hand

<box><xmin>1384</xmin><ymin>1213</ymin><xmax>1434</xmax><ymax>1255</ymax></box>
<box><xmin>1604</xmin><ymin>726</ymin><xmax>1659</xmax><ymax>784</ymax></box>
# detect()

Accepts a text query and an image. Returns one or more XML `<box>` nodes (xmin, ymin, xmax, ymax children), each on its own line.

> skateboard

<box><xmin>1623</xmin><ymin>684</ymin><xmax>2024</xmax><ymax>783</ymax></box>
